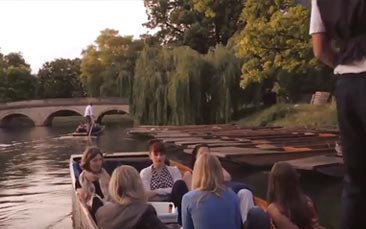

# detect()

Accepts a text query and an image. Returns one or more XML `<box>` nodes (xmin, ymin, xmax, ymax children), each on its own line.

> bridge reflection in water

<box><xmin>0</xmin><ymin>97</ymin><xmax>129</xmax><ymax>127</ymax></box>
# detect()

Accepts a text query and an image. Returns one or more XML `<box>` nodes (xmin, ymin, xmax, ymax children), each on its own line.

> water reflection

<box><xmin>0</xmin><ymin>118</ymin><xmax>148</xmax><ymax>229</ymax></box>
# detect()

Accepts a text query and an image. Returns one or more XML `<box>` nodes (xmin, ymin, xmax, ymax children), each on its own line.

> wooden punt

<box><xmin>285</xmin><ymin>155</ymin><xmax>344</xmax><ymax>178</ymax></box>
<box><xmin>72</xmin><ymin>126</ymin><xmax>105</xmax><ymax>137</ymax></box>
<box><xmin>70</xmin><ymin>152</ymin><xmax>267</xmax><ymax>228</ymax></box>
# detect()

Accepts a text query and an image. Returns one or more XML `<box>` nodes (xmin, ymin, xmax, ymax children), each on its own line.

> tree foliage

<box><xmin>131</xmin><ymin>45</ymin><xmax>244</xmax><ymax>125</ymax></box>
<box><xmin>143</xmin><ymin>0</ymin><xmax>244</xmax><ymax>53</ymax></box>
<box><xmin>80</xmin><ymin>29</ymin><xmax>144</xmax><ymax>98</ymax></box>
<box><xmin>235</xmin><ymin>0</ymin><xmax>319</xmax><ymax>88</ymax></box>
<box><xmin>37</xmin><ymin>58</ymin><xmax>85</xmax><ymax>98</ymax></box>
<box><xmin>0</xmin><ymin>52</ymin><xmax>37</xmax><ymax>102</ymax></box>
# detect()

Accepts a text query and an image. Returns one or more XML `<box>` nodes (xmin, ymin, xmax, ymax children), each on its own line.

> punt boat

<box><xmin>70</xmin><ymin>152</ymin><xmax>266</xmax><ymax>229</ymax></box>
<box><xmin>72</xmin><ymin>125</ymin><xmax>105</xmax><ymax>137</ymax></box>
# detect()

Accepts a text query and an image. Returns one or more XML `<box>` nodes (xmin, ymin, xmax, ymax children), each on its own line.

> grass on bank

<box><xmin>237</xmin><ymin>103</ymin><xmax>338</xmax><ymax>129</ymax></box>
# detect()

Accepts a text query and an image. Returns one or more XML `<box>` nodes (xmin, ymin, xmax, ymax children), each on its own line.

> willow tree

<box><xmin>131</xmin><ymin>46</ymin><xmax>169</xmax><ymax>125</ymax></box>
<box><xmin>167</xmin><ymin>47</ymin><xmax>207</xmax><ymax>124</ymax></box>
<box><xmin>235</xmin><ymin>0</ymin><xmax>318</xmax><ymax>89</ymax></box>
<box><xmin>132</xmin><ymin>46</ymin><xmax>207</xmax><ymax>125</ymax></box>
<box><xmin>205</xmin><ymin>45</ymin><xmax>242</xmax><ymax>123</ymax></box>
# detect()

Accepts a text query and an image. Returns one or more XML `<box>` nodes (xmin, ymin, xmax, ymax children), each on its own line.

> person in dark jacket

<box><xmin>310</xmin><ymin>1</ymin><xmax>366</xmax><ymax>227</ymax></box>
<box><xmin>95</xmin><ymin>165</ymin><xmax>167</xmax><ymax>229</ymax></box>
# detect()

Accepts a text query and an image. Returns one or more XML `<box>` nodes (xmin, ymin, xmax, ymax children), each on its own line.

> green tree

<box><xmin>0</xmin><ymin>52</ymin><xmax>36</xmax><ymax>102</ymax></box>
<box><xmin>37</xmin><ymin>58</ymin><xmax>84</xmax><ymax>98</ymax></box>
<box><xmin>143</xmin><ymin>0</ymin><xmax>244</xmax><ymax>53</ymax></box>
<box><xmin>131</xmin><ymin>45</ymin><xmax>244</xmax><ymax>125</ymax></box>
<box><xmin>235</xmin><ymin>0</ymin><xmax>319</xmax><ymax>88</ymax></box>
<box><xmin>80</xmin><ymin>29</ymin><xmax>144</xmax><ymax>97</ymax></box>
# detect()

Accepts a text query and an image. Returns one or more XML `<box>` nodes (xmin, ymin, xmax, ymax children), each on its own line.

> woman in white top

<box><xmin>140</xmin><ymin>140</ymin><xmax>188</xmax><ymax>225</ymax></box>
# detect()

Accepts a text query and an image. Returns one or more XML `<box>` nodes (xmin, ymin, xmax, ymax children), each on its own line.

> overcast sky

<box><xmin>0</xmin><ymin>0</ymin><xmax>149</xmax><ymax>73</ymax></box>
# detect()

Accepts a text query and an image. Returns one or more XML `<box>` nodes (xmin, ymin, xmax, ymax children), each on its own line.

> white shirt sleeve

<box><xmin>140</xmin><ymin>167</ymin><xmax>152</xmax><ymax>191</ymax></box>
<box><xmin>309</xmin><ymin>0</ymin><xmax>326</xmax><ymax>34</ymax></box>
<box><xmin>168</xmin><ymin>166</ymin><xmax>182</xmax><ymax>182</ymax></box>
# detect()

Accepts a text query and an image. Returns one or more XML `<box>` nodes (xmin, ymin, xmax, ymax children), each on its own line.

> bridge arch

<box><xmin>0</xmin><ymin>113</ymin><xmax>35</xmax><ymax>127</ymax></box>
<box><xmin>43</xmin><ymin>109</ymin><xmax>83</xmax><ymax>126</ymax></box>
<box><xmin>96</xmin><ymin>108</ymin><xmax>128</xmax><ymax>124</ymax></box>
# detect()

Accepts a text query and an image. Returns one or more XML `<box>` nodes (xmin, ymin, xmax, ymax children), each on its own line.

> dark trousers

<box><xmin>171</xmin><ymin>180</ymin><xmax>189</xmax><ymax>225</ymax></box>
<box><xmin>244</xmin><ymin>207</ymin><xmax>270</xmax><ymax>229</ymax></box>
<box><xmin>336</xmin><ymin>74</ymin><xmax>366</xmax><ymax>229</ymax></box>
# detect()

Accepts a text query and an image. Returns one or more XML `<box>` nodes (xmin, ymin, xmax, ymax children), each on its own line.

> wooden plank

<box><xmin>285</xmin><ymin>155</ymin><xmax>343</xmax><ymax>170</ymax></box>
<box><xmin>228</xmin><ymin>149</ymin><xmax>335</xmax><ymax>167</ymax></box>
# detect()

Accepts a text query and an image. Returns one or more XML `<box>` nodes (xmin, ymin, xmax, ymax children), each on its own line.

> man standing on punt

<box><xmin>310</xmin><ymin>0</ymin><xmax>366</xmax><ymax>228</ymax></box>
<box><xmin>84</xmin><ymin>103</ymin><xmax>94</xmax><ymax>134</ymax></box>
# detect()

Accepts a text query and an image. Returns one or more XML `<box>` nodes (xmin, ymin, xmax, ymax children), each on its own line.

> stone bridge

<box><xmin>0</xmin><ymin>97</ymin><xmax>129</xmax><ymax>127</ymax></box>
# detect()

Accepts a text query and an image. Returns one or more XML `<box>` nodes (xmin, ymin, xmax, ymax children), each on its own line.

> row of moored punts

<box><xmin>128</xmin><ymin>124</ymin><xmax>343</xmax><ymax>178</ymax></box>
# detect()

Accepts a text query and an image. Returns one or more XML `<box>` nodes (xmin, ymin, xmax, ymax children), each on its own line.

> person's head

<box><xmin>149</xmin><ymin>141</ymin><xmax>166</xmax><ymax>168</ymax></box>
<box><xmin>192</xmin><ymin>153</ymin><xmax>225</xmax><ymax>194</ymax></box>
<box><xmin>89</xmin><ymin>102</ymin><xmax>93</xmax><ymax>106</ymax></box>
<box><xmin>109</xmin><ymin>165</ymin><xmax>146</xmax><ymax>205</ymax></box>
<box><xmin>267</xmin><ymin>162</ymin><xmax>311</xmax><ymax>227</ymax></box>
<box><xmin>80</xmin><ymin>146</ymin><xmax>104</xmax><ymax>173</ymax></box>
<box><xmin>190</xmin><ymin>144</ymin><xmax>210</xmax><ymax>168</ymax></box>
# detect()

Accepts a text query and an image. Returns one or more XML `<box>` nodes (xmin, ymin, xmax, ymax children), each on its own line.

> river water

<box><xmin>0</xmin><ymin>118</ymin><xmax>341</xmax><ymax>229</ymax></box>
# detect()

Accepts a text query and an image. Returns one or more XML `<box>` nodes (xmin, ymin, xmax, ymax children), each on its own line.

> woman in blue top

<box><xmin>182</xmin><ymin>153</ymin><xmax>242</xmax><ymax>229</ymax></box>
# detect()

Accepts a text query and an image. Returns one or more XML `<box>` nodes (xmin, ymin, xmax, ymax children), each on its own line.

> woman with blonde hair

<box><xmin>77</xmin><ymin>147</ymin><xmax>110</xmax><ymax>211</ymax></box>
<box><xmin>267</xmin><ymin>162</ymin><xmax>321</xmax><ymax>229</ymax></box>
<box><xmin>181</xmin><ymin>153</ymin><xmax>242</xmax><ymax>229</ymax></box>
<box><xmin>96</xmin><ymin>165</ymin><xmax>167</xmax><ymax>229</ymax></box>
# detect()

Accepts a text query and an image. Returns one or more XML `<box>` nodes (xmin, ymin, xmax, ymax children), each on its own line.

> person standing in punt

<box><xmin>84</xmin><ymin>102</ymin><xmax>94</xmax><ymax>134</ymax></box>
<box><xmin>140</xmin><ymin>141</ymin><xmax>188</xmax><ymax>225</ymax></box>
<box><xmin>95</xmin><ymin>165</ymin><xmax>167</xmax><ymax>229</ymax></box>
<box><xmin>77</xmin><ymin>147</ymin><xmax>110</xmax><ymax>215</ymax></box>
<box><xmin>267</xmin><ymin>162</ymin><xmax>321</xmax><ymax>229</ymax></box>
<box><xmin>310</xmin><ymin>0</ymin><xmax>366</xmax><ymax>227</ymax></box>
<box><xmin>181</xmin><ymin>153</ymin><xmax>242</xmax><ymax>229</ymax></box>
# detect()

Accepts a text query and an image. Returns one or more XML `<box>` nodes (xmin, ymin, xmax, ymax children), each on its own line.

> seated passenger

<box><xmin>140</xmin><ymin>141</ymin><xmax>188</xmax><ymax>225</ymax></box>
<box><xmin>183</xmin><ymin>144</ymin><xmax>231</xmax><ymax>188</ymax></box>
<box><xmin>76</xmin><ymin>123</ymin><xmax>87</xmax><ymax>132</ymax></box>
<box><xmin>181</xmin><ymin>153</ymin><xmax>243</xmax><ymax>229</ymax></box>
<box><xmin>77</xmin><ymin>147</ymin><xmax>110</xmax><ymax>213</ymax></box>
<box><xmin>267</xmin><ymin>162</ymin><xmax>321</xmax><ymax>229</ymax></box>
<box><xmin>96</xmin><ymin>165</ymin><xmax>167</xmax><ymax>229</ymax></box>
<box><xmin>182</xmin><ymin>144</ymin><xmax>253</xmax><ymax>223</ymax></box>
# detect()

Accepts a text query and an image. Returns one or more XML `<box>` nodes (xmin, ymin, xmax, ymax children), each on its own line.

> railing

<box><xmin>0</xmin><ymin>97</ymin><xmax>129</xmax><ymax>110</ymax></box>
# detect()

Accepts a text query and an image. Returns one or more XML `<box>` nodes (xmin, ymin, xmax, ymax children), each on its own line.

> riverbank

<box><xmin>237</xmin><ymin>103</ymin><xmax>337</xmax><ymax>129</ymax></box>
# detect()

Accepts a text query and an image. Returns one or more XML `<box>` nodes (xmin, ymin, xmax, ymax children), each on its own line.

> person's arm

<box><xmin>306</xmin><ymin>197</ymin><xmax>324</xmax><ymax>229</ymax></box>
<box><xmin>183</xmin><ymin>171</ymin><xmax>192</xmax><ymax>190</ymax></box>
<box><xmin>309</xmin><ymin>0</ymin><xmax>338</xmax><ymax>68</ymax></box>
<box><xmin>312</xmin><ymin>33</ymin><xmax>338</xmax><ymax>68</ymax></box>
<box><xmin>222</xmin><ymin>168</ymin><xmax>232</xmax><ymax>181</ymax></box>
<box><xmin>267</xmin><ymin>204</ymin><xmax>299</xmax><ymax>229</ymax></box>
<box><xmin>182</xmin><ymin>193</ymin><xmax>194</xmax><ymax>229</ymax></box>
<box><xmin>140</xmin><ymin>167</ymin><xmax>159</xmax><ymax>198</ymax></box>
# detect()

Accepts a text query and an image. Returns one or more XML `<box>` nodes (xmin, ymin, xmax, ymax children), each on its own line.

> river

<box><xmin>0</xmin><ymin>117</ymin><xmax>341</xmax><ymax>229</ymax></box>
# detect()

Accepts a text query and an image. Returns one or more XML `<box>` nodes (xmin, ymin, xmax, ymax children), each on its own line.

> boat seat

<box><xmin>72</xmin><ymin>161</ymin><xmax>82</xmax><ymax>189</ymax></box>
<box><xmin>149</xmin><ymin>202</ymin><xmax>178</xmax><ymax>224</ymax></box>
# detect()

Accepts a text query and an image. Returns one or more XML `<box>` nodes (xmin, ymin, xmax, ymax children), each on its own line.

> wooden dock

<box><xmin>128</xmin><ymin>124</ymin><xmax>343</xmax><ymax>177</ymax></box>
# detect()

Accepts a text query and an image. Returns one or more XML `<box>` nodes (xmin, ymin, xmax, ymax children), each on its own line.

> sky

<box><xmin>0</xmin><ymin>0</ymin><xmax>150</xmax><ymax>73</ymax></box>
